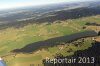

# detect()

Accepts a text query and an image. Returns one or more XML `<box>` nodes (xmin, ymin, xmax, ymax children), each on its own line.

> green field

<box><xmin>0</xmin><ymin>19</ymin><xmax>84</xmax><ymax>56</ymax></box>
<box><xmin>0</xmin><ymin>15</ymin><xmax>100</xmax><ymax>66</ymax></box>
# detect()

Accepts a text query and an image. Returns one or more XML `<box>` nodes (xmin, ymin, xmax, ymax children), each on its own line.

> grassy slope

<box><xmin>4</xmin><ymin>38</ymin><xmax>93</xmax><ymax>66</ymax></box>
<box><xmin>0</xmin><ymin>15</ymin><xmax>100</xmax><ymax>66</ymax></box>
<box><xmin>0</xmin><ymin>20</ymin><xmax>82</xmax><ymax>56</ymax></box>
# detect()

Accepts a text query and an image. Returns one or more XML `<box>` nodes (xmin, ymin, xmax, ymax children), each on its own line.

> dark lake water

<box><xmin>12</xmin><ymin>30</ymin><xmax>98</xmax><ymax>53</ymax></box>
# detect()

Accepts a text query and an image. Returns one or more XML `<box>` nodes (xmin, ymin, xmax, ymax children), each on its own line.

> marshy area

<box><xmin>43</xmin><ymin>41</ymin><xmax>100</xmax><ymax>66</ymax></box>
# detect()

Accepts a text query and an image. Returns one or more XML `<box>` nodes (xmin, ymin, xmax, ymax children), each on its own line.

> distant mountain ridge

<box><xmin>0</xmin><ymin>1</ymin><xmax>100</xmax><ymax>29</ymax></box>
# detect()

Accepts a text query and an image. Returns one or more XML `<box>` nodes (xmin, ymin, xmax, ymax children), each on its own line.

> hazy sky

<box><xmin>0</xmin><ymin>0</ymin><xmax>97</xmax><ymax>9</ymax></box>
